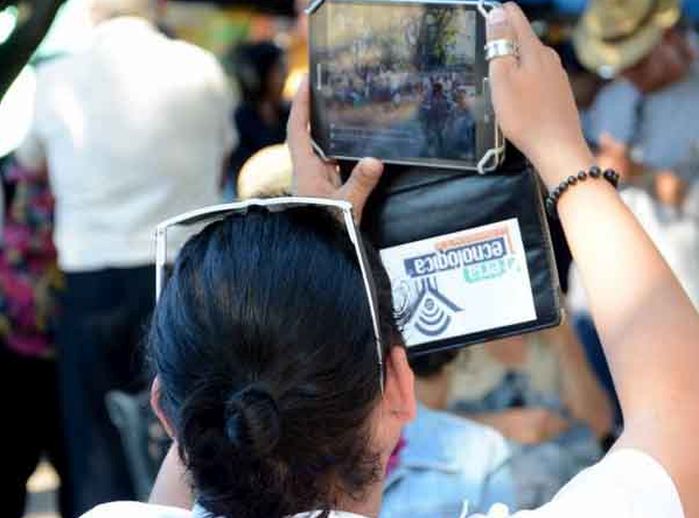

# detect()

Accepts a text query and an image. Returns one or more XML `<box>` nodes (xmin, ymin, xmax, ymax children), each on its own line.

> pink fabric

<box><xmin>0</xmin><ymin>162</ymin><xmax>60</xmax><ymax>358</ymax></box>
<box><xmin>386</xmin><ymin>436</ymin><xmax>406</xmax><ymax>477</ymax></box>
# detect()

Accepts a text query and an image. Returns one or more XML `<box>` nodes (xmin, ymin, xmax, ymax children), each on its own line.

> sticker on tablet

<box><xmin>380</xmin><ymin>218</ymin><xmax>537</xmax><ymax>346</ymax></box>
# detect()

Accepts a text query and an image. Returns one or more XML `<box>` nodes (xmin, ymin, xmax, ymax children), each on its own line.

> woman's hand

<box><xmin>487</xmin><ymin>3</ymin><xmax>593</xmax><ymax>188</ymax></box>
<box><xmin>654</xmin><ymin>170</ymin><xmax>688</xmax><ymax>208</ymax></box>
<box><xmin>287</xmin><ymin>77</ymin><xmax>384</xmax><ymax>223</ymax></box>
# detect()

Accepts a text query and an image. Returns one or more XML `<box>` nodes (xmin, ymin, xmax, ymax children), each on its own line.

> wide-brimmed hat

<box><xmin>573</xmin><ymin>0</ymin><xmax>681</xmax><ymax>77</ymax></box>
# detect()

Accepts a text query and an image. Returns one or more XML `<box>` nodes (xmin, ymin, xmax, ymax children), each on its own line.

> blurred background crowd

<box><xmin>0</xmin><ymin>0</ymin><xmax>698</xmax><ymax>517</ymax></box>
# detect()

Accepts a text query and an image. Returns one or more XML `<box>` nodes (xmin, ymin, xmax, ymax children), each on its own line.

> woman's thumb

<box><xmin>338</xmin><ymin>158</ymin><xmax>384</xmax><ymax>223</ymax></box>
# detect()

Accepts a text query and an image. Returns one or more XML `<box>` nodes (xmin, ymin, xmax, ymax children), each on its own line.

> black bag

<box><xmin>343</xmin><ymin>153</ymin><xmax>563</xmax><ymax>356</ymax></box>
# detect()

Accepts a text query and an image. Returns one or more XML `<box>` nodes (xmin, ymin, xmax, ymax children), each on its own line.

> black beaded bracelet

<box><xmin>545</xmin><ymin>166</ymin><xmax>620</xmax><ymax>218</ymax></box>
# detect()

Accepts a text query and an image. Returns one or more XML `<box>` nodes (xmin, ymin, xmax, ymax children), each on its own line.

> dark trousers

<box><xmin>0</xmin><ymin>348</ymin><xmax>71</xmax><ymax>518</ymax></box>
<box><xmin>57</xmin><ymin>266</ymin><xmax>154</xmax><ymax>516</ymax></box>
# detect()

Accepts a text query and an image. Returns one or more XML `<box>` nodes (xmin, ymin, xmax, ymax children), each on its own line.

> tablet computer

<box><xmin>308</xmin><ymin>0</ymin><xmax>504</xmax><ymax>174</ymax></box>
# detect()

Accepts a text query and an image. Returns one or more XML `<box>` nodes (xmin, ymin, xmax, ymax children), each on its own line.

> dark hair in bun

<box><xmin>224</xmin><ymin>384</ymin><xmax>281</xmax><ymax>456</ymax></box>
<box><xmin>148</xmin><ymin>207</ymin><xmax>399</xmax><ymax>518</ymax></box>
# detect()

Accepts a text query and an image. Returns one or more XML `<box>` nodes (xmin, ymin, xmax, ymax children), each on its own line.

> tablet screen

<box><xmin>311</xmin><ymin>2</ymin><xmax>487</xmax><ymax>167</ymax></box>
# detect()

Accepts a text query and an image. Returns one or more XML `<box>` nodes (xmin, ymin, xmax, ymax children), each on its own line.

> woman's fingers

<box><xmin>287</xmin><ymin>76</ymin><xmax>314</xmax><ymax>160</ymax></box>
<box><xmin>484</xmin><ymin>3</ymin><xmax>590</xmax><ymax>187</ymax></box>
<box><xmin>487</xmin><ymin>6</ymin><xmax>519</xmax><ymax>141</ymax></box>
<box><xmin>486</xmin><ymin>6</ymin><xmax>518</xmax><ymax>77</ymax></box>
<box><xmin>503</xmin><ymin>2</ymin><xmax>543</xmax><ymax>62</ymax></box>
<box><xmin>287</xmin><ymin>77</ymin><xmax>383</xmax><ymax>217</ymax></box>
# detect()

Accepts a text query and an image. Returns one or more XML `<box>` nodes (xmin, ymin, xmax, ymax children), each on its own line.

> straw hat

<box><xmin>573</xmin><ymin>0</ymin><xmax>681</xmax><ymax>77</ymax></box>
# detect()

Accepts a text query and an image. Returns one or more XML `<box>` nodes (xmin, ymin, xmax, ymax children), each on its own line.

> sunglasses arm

<box><xmin>155</xmin><ymin>227</ymin><xmax>168</xmax><ymax>302</ymax></box>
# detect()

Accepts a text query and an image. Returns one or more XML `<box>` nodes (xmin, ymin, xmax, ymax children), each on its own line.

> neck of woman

<box><xmin>329</xmin><ymin>443</ymin><xmax>394</xmax><ymax>518</ymax></box>
<box><xmin>333</xmin><ymin>481</ymin><xmax>384</xmax><ymax>518</ymax></box>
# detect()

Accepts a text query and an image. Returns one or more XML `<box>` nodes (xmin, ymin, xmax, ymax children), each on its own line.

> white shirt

<box><xmin>619</xmin><ymin>186</ymin><xmax>699</xmax><ymax>309</ymax></box>
<box><xmin>15</xmin><ymin>17</ymin><xmax>236</xmax><ymax>271</ymax></box>
<box><xmin>568</xmin><ymin>184</ymin><xmax>699</xmax><ymax>312</ymax></box>
<box><xmin>81</xmin><ymin>449</ymin><xmax>683</xmax><ymax>518</ymax></box>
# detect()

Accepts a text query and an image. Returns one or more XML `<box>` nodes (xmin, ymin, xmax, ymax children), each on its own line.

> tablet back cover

<box><xmin>352</xmin><ymin>157</ymin><xmax>563</xmax><ymax>355</ymax></box>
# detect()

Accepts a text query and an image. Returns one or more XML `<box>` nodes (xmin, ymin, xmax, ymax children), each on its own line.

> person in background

<box><xmin>420</xmin><ymin>82</ymin><xmax>451</xmax><ymax>157</ymax></box>
<box><xmin>569</xmin><ymin>0</ymin><xmax>699</xmax><ymax>423</ymax></box>
<box><xmin>0</xmin><ymin>159</ymin><xmax>69</xmax><ymax>517</ymax></box>
<box><xmin>381</xmin><ymin>351</ymin><xmax>515</xmax><ymax>517</ymax></box>
<box><xmin>444</xmin><ymin>88</ymin><xmax>477</xmax><ymax>160</ymax></box>
<box><xmin>574</xmin><ymin>0</ymin><xmax>699</xmax><ymax>305</ymax></box>
<box><xmin>236</xmin><ymin>144</ymin><xmax>293</xmax><ymax>200</ymax></box>
<box><xmin>450</xmin><ymin>324</ymin><xmax>614</xmax><ymax>509</ymax></box>
<box><xmin>226</xmin><ymin>42</ymin><xmax>290</xmax><ymax>198</ymax></box>
<box><xmin>14</xmin><ymin>0</ymin><xmax>236</xmax><ymax>513</ymax></box>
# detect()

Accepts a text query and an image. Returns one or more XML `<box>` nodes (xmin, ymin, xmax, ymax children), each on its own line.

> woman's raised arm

<box><xmin>486</xmin><ymin>4</ymin><xmax>699</xmax><ymax>515</ymax></box>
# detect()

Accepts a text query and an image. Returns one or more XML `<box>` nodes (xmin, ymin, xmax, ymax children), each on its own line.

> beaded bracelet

<box><xmin>545</xmin><ymin>166</ymin><xmax>620</xmax><ymax>219</ymax></box>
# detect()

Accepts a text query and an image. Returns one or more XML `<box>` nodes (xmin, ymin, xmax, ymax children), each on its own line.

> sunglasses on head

<box><xmin>154</xmin><ymin>196</ymin><xmax>385</xmax><ymax>392</ymax></box>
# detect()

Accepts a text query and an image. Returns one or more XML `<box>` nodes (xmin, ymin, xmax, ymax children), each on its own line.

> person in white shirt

<box><xmin>84</xmin><ymin>3</ymin><xmax>697</xmax><ymax>518</ymax></box>
<box><xmin>14</xmin><ymin>0</ymin><xmax>236</xmax><ymax>513</ymax></box>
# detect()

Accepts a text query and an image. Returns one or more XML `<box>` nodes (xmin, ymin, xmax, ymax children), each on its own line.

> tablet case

<box><xmin>342</xmin><ymin>153</ymin><xmax>563</xmax><ymax>356</ymax></box>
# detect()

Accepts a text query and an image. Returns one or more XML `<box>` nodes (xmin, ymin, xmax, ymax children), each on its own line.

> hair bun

<box><xmin>224</xmin><ymin>384</ymin><xmax>281</xmax><ymax>457</ymax></box>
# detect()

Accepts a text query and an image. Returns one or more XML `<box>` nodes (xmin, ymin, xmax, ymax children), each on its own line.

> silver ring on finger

<box><xmin>485</xmin><ymin>39</ymin><xmax>519</xmax><ymax>62</ymax></box>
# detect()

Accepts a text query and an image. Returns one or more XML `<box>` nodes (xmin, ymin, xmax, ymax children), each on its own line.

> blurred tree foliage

<box><xmin>414</xmin><ymin>7</ymin><xmax>458</xmax><ymax>71</ymax></box>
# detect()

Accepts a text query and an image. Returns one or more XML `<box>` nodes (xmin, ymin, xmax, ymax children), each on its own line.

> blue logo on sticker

<box><xmin>403</xmin><ymin>237</ymin><xmax>508</xmax><ymax>278</ymax></box>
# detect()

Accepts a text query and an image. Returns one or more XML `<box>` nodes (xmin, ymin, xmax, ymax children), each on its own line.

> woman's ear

<box><xmin>151</xmin><ymin>376</ymin><xmax>176</xmax><ymax>440</ymax></box>
<box><xmin>383</xmin><ymin>346</ymin><xmax>417</xmax><ymax>424</ymax></box>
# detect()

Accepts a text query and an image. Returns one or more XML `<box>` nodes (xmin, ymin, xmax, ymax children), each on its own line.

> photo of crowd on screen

<box><xmin>318</xmin><ymin>5</ymin><xmax>481</xmax><ymax>162</ymax></box>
